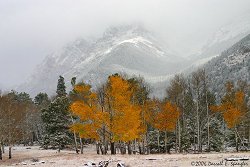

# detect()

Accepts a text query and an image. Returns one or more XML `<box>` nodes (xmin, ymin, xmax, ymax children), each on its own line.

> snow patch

<box><xmin>223</xmin><ymin>53</ymin><xmax>249</xmax><ymax>67</ymax></box>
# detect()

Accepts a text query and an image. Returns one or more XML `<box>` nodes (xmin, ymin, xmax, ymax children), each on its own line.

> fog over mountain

<box><xmin>18</xmin><ymin>25</ymin><xmax>187</xmax><ymax>97</ymax></box>
<box><xmin>17</xmin><ymin>22</ymin><xmax>250</xmax><ymax>98</ymax></box>
<box><xmin>194</xmin><ymin>12</ymin><xmax>250</xmax><ymax>60</ymax></box>
<box><xmin>1</xmin><ymin>0</ymin><xmax>250</xmax><ymax>92</ymax></box>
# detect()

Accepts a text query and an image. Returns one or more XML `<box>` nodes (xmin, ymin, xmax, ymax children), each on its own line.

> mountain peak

<box><xmin>18</xmin><ymin>24</ymin><xmax>184</xmax><ymax>97</ymax></box>
<box><xmin>102</xmin><ymin>24</ymin><xmax>150</xmax><ymax>39</ymax></box>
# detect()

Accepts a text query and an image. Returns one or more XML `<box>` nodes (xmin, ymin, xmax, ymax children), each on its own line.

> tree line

<box><xmin>0</xmin><ymin>69</ymin><xmax>249</xmax><ymax>159</ymax></box>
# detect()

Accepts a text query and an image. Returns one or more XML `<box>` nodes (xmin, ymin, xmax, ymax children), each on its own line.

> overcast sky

<box><xmin>0</xmin><ymin>0</ymin><xmax>250</xmax><ymax>89</ymax></box>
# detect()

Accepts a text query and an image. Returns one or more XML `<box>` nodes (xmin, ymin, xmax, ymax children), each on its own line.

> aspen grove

<box><xmin>0</xmin><ymin>70</ymin><xmax>250</xmax><ymax>160</ymax></box>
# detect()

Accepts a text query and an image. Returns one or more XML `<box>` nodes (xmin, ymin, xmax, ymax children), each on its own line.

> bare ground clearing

<box><xmin>0</xmin><ymin>146</ymin><xmax>249</xmax><ymax>167</ymax></box>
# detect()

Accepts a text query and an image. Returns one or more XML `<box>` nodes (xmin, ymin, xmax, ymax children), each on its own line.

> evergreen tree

<box><xmin>8</xmin><ymin>90</ymin><xmax>32</xmax><ymax>103</ymax></box>
<box><xmin>34</xmin><ymin>92</ymin><xmax>50</xmax><ymax>108</ymax></box>
<box><xmin>41</xmin><ymin>97</ymin><xmax>71</xmax><ymax>151</ymax></box>
<box><xmin>41</xmin><ymin>76</ymin><xmax>71</xmax><ymax>151</ymax></box>
<box><xmin>56</xmin><ymin>75</ymin><xmax>67</xmax><ymax>97</ymax></box>
<box><xmin>182</xmin><ymin>86</ymin><xmax>195</xmax><ymax>152</ymax></box>
<box><xmin>203</xmin><ymin>115</ymin><xmax>224</xmax><ymax>152</ymax></box>
<box><xmin>34</xmin><ymin>92</ymin><xmax>51</xmax><ymax>142</ymax></box>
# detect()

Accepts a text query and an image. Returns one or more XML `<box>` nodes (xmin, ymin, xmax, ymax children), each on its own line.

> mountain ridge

<box><xmin>203</xmin><ymin>33</ymin><xmax>250</xmax><ymax>97</ymax></box>
<box><xmin>17</xmin><ymin>22</ymin><xmax>250</xmax><ymax>98</ymax></box>
<box><xmin>18</xmin><ymin>25</ymin><xmax>185</xmax><ymax>97</ymax></box>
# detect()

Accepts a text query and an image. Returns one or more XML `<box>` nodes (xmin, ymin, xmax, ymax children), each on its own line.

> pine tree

<box><xmin>181</xmin><ymin>86</ymin><xmax>195</xmax><ymax>152</ymax></box>
<box><xmin>34</xmin><ymin>93</ymin><xmax>50</xmax><ymax>142</ymax></box>
<box><xmin>41</xmin><ymin>76</ymin><xmax>71</xmax><ymax>151</ymax></box>
<box><xmin>203</xmin><ymin>115</ymin><xmax>224</xmax><ymax>152</ymax></box>
<box><xmin>41</xmin><ymin>97</ymin><xmax>71</xmax><ymax>151</ymax></box>
<box><xmin>56</xmin><ymin>75</ymin><xmax>67</xmax><ymax>97</ymax></box>
<box><xmin>34</xmin><ymin>92</ymin><xmax>50</xmax><ymax>108</ymax></box>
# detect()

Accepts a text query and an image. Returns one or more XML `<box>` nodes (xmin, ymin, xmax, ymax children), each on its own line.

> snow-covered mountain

<box><xmin>18</xmin><ymin>38</ymin><xmax>92</xmax><ymax>96</ymax></box>
<box><xmin>204</xmin><ymin>33</ymin><xmax>250</xmax><ymax>97</ymax></box>
<box><xmin>18</xmin><ymin>25</ymin><xmax>186</xmax><ymax>97</ymax></box>
<box><xmin>198</xmin><ymin>12</ymin><xmax>250</xmax><ymax>61</ymax></box>
<box><xmin>184</xmin><ymin>13</ymin><xmax>250</xmax><ymax>73</ymax></box>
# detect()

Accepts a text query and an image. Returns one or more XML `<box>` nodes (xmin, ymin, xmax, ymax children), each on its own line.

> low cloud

<box><xmin>0</xmin><ymin>0</ymin><xmax>250</xmax><ymax>88</ymax></box>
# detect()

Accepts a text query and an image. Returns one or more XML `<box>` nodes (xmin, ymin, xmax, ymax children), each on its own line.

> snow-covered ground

<box><xmin>0</xmin><ymin>145</ymin><xmax>249</xmax><ymax>167</ymax></box>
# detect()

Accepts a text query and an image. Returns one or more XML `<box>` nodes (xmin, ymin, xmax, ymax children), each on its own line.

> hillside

<box><xmin>204</xmin><ymin>34</ymin><xmax>250</xmax><ymax>96</ymax></box>
<box><xmin>18</xmin><ymin>25</ymin><xmax>186</xmax><ymax>97</ymax></box>
<box><xmin>198</xmin><ymin>13</ymin><xmax>250</xmax><ymax>60</ymax></box>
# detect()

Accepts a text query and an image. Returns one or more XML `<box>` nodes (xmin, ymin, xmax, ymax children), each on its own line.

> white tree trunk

<box><xmin>196</xmin><ymin>100</ymin><xmax>200</xmax><ymax>153</ymax></box>
<box><xmin>205</xmin><ymin>92</ymin><xmax>210</xmax><ymax>152</ymax></box>
<box><xmin>79</xmin><ymin>136</ymin><xmax>83</xmax><ymax>154</ymax></box>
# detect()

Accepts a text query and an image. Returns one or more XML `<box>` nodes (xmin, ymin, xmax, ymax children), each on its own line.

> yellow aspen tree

<box><xmin>154</xmin><ymin>101</ymin><xmax>180</xmax><ymax>153</ymax></box>
<box><xmin>210</xmin><ymin>83</ymin><xmax>247</xmax><ymax>129</ymax></box>
<box><xmin>105</xmin><ymin>74</ymin><xmax>141</xmax><ymax>154</ymax></box>
<box><xmin>210</xmin><ymin>82</ymin><xmax>247</xmax><ymax>152</ymax></box>
<box><xmin>127</xmin><ymin>77</ymin><xmax>152</xmax><ymax>154</ymax></box>
<box><xmin>70</xmin><ymin>84</ymin><xmax>104</xmax><ymax>141</ymax></box>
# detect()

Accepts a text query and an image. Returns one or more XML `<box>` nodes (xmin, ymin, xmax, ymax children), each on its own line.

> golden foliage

<box><xmin>210</xmin><ymin>83</ymin><xmax>247</xmax><ymax>129</ymax></box>
<box><xmin>106</xmin><ymin>75</ymin><xmax>141</xmax><ymax>142</ymax></box>
<box><xmin>154</xmin><ymin>101</ymin><xmax>180</xmax><ymax>132</ymax></box>
<box><xmin>70</xmin><ymin>84</ymin><xmax>103</xmax><ymax>140</ymax></box>
<box><xmin>69</xmin><ymin>75</ymin><xmax>183</xmax><ymax>142</ymax></box>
